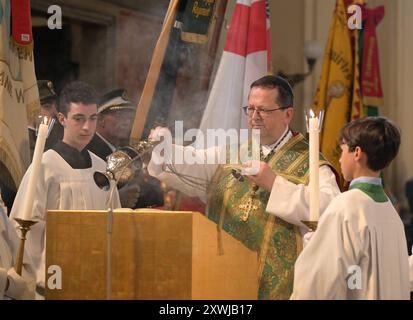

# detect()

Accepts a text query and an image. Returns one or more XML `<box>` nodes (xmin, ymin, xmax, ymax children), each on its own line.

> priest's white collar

<box><xmin>350</xmin><ymin>176</ymin><xmax>382</xmax><ymax>187</ymax></box>
<box><xmin>261</xmin><ymin>127</ymin><xmax>291</xmax><ymax>158</ymax></box>
<box><xmin>96</xmin><ymin>132</ymin><xmax>116</xmax><ymax>152</ymax></box>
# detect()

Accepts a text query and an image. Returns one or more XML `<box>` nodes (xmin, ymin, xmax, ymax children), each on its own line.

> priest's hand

<box><xmin>5</xmin><ymin>268</ymin><xmax>34</xmax><ymax>300</ymax></box>
<box><xmin>148</xmin><ymin>126</ymin><xmax>171</xmax><ymax>144</ymax></box>
<box><xmin>242</xmin><ymin>161</ymin><xmax>276</xmax><ymax>192</ymax></box>
<box><xmin>148</xmin><ymin>126</ymin><xmax>172</xmax><ymax>167</ymax></box>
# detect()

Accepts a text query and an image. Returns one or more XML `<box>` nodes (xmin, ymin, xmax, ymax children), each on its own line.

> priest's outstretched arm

<box><xmin>148</xmin><ymin>143</ymin><xmax>223</xmax><ymax>203</ymax></box>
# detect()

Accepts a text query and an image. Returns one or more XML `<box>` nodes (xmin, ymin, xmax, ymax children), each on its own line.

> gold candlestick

<box><xmin>14</xmin><ymin>218</ymin><xmax>38</xmax><ymax>275</ymax></box>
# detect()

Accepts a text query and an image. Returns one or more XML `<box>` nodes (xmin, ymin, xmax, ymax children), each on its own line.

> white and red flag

<box><xmin>197</xmin><ymin>0</ymin><xmax>271</xmax><ymax>143</ymax></box>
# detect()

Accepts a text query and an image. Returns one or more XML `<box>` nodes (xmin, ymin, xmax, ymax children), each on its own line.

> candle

<box><xmin>21</xmin><ymin>117</ymin><xmax>49</xmax><ymax>220</ymax></box>
<box><xmin>309</xmin><ymin>110</ymin><xmax>320</xmax><ymax>221</ymax></box>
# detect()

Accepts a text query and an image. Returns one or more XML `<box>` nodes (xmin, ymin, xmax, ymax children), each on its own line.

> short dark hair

<box><xmin>58</xmin><ymin>81</ymin><xmax>98</xmax><ymax>116</ymax></box>
<box><xmin>339</xmin><ymin>117</ymin><xmax>401</xmax><ymax>171</ymax></box>
<box><xmin>250</xmin><ymin>75</ymin><xmax>294</xmax><ymax>108</ymax></box>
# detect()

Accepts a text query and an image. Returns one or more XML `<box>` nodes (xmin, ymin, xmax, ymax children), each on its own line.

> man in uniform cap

<box><xmin>38</xmin><ymin>80</ymin><xmax>58</xmax><ymax>119</ymax></box>
<box><xmin>87</xmin><ymin>89</ymin><xmax>135</xmax><ymax>158</ymax></box>
<box><xmin>87</xmin><ymin>89</ymin><xmax>163</xmax><ymax>208</ymax></box>
<box><xmin>28</xmin><ymin>80</ymin><xmax>63</xmax><ymax>158</ymax></box>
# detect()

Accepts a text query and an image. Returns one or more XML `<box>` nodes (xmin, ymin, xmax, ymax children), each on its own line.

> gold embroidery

<box><xmin>258</xmin><ymin>214</ymin><xmax>275</xmax><ymax>284</ymax></box>
<box><xmin>239</xmin><ymin>195</ymin><xmax>260</xmax><ymax>222</ymax></box>
<box><xmin>216</xmin><ymin>170</ymin><xmax>237</xmax><ymax>255</ymax></box>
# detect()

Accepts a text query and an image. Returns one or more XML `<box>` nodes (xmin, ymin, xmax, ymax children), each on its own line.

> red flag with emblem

<box><xmin>197</xmin><ymin>0</ymin><xmax>271</xmax><ymax>144</ymax></box>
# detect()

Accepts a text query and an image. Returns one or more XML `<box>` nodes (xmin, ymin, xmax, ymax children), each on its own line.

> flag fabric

<box><xmin>313</xmin><ymin>0</ymin><xmax>362</xmax><ymax>180</ymax></box>
<box><xmin>360</xmin><ymin>5</ymin><xmax>384</xmax><ymax>117</ymax></box>
<box><xmin>196</xmin><ymin>0</ymin><xmax>271</xmax><ymax>145</ymax></box>
<box><xmin>11</xmin><ymin>0</ymin><xmax>33</xmax><ymax>48</ymax></box>
<box><xmin>0</xmin><ymin>0</ymin><xmax>39</xmax><ymax>192</ymax></box>
<box><xmin>313</xmin><ymin>0</ymin><xmax>386</xmax><ymax>185</ymax></box>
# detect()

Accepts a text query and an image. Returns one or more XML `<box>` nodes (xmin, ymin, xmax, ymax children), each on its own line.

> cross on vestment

<box><xmin>239</xmin><ymin>197</ymin><xmax>260</xmax><ymax>222</ymax></box>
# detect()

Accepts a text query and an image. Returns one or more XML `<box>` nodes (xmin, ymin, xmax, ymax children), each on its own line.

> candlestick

<box><xmin>14</xmin><ymin>218</ymin><xmax>37</xmax><ymax>275</ymax></box>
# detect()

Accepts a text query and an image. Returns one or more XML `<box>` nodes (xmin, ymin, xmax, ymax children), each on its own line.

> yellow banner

<box><xmin>312</xmin><ymin>0</ymin><xmax>356</xmax><ymax>181</ymax></box>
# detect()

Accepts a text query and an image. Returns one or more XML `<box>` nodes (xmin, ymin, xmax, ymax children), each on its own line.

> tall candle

<box><xmin>21</xmin><ymin>117</ymin><xmax>49</xmax><ymax>220</ymax></box>
<box><xmin>309</xmin><ymin>111</ymin><xmax>320</xmax><ymax>221</ymax></box>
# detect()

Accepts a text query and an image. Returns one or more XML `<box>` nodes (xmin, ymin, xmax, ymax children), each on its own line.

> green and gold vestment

<box><xmin>207</xmin><ymin>133</ymin><xmax>330</xmax><ymax>299</ymax></box>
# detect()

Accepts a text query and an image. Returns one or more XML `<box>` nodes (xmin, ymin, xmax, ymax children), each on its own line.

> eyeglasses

<box><xmin>242</xmin><ymin>106</ymin><xmax>289</xmax><ymax>117</ymax></box>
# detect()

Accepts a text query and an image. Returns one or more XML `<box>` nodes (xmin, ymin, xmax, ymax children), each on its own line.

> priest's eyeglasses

<box><xmin>243</xmin><ymin>106</ymin><xmax>289</xmax><ymax>117</ymax></box>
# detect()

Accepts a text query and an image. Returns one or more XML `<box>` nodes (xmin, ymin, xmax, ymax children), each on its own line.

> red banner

<box><xmin>361</xmin><ymin>5</ymin><xmax>384</xmax><ymax>107</ymax></box>
<box><xmin>11</xmin><ymin>0</ymin><xmax>33</xmax><ymax>46</ymax></box>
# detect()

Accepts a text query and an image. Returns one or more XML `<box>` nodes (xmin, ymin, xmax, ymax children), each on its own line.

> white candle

<box><xmin>21</xmin><ymin>117</ymin><xmax>49</xmax><ymax>220</ymax></box>
<box><xmin>309</xmin><ymin>111</ymin><xmax>320</xmax><ymax>221</ymax></box>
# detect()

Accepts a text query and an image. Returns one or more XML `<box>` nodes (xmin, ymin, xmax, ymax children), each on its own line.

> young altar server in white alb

<box><xmin>9</xmin><ymin>81</ymin><xmax>121</xmax><ymax>299</ymax></box>
<box><xmin>1</xmin><ymin>193</ymin><xmax>35</xmax><ymax>299</ymax></box>
<box><xmin>291</xmin><ymin>117</ymin><xmax>410</xmax><ymax>300</ymax></box>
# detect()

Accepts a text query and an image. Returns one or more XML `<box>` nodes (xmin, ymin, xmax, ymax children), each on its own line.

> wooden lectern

<box><xmin>45</xmin><ymin>210</ymin><xmax>258</xmax><ymax>299</ymax></box>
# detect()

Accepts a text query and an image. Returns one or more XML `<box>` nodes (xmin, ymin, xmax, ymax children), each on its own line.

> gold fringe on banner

<box><xmin>9</xmin><ymin>37</ymin><xmax>34</xmax><ymax>57</ymax></box>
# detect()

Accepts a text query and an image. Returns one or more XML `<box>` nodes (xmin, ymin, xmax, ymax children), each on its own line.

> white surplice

<box><xmin>9</xmin><ymin>149</ymin><xmax>120</xmax><ymax>293</ymax></box>
<box><xmin>291</xmin><ymin>182</ymin><xmax>410</xmax><ymax>300</ymax></box>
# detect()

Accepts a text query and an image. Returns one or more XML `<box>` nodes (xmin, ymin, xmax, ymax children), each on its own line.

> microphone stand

<box><xmin>106</xmin><ymin>187</ymin><xmax>116</xmax><ymax>300</ymax></box>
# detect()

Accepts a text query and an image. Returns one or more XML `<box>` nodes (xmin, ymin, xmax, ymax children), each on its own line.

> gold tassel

<box><xmin>216</xmin><ymin>223</ymin><xmax>224</xmax><ymax>256</ymax></box>
<box><xmin>9</xmin><ymin>37</ymin><xmax>34</xmax><ymax>58</ymax></box>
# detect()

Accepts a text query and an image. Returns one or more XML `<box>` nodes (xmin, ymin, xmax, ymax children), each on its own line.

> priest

<box><xmin>148</xmin><ymin>76</ymin><xmax>341</xmax><ymax>299</ymax></box>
